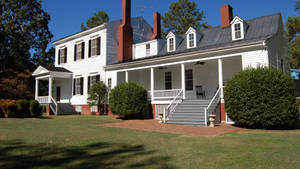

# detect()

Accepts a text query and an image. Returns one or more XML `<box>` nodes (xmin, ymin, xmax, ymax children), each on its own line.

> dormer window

<box><xmin>231</xmin><ymin>16</ymin><xmax>246</xmax><ymax>41</ymax></box>
<box><xmin>186</xmin><ymin>27</ymin><xmax>197</xmax><ymax>48</ymax></box>
<box><xmin>169</xmin><ymin>38</ymin><xmax>175</xmax><ymax>51</ymax></box>
<box><xmin>166</xmin><ymin>32</ymin><xmax>176</xmax><ymax>52</ymax></box>
<box><xmin>234</xmin><ymin>23</ymin><xmax>241</xmax><ymax>39</ymax></box>
<box><xmin>188</xmin><ymin>33</ymin><xmax>195</xmax><ymax>48</ymax></box>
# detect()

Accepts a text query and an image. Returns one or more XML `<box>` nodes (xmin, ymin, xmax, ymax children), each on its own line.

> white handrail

<box><xmin>50</xmin><ymin>96</ymin><xmax>58</xmax><ymax>115</ymax></box>
<box><xmin>163</xmin><ymin>90</ymin><xmax>183</xmax><ymax>123</ymax></box>
<box><xmin>207</xmin><ymin>87</ymin><xmax>221</xmax><ymax>110</ymax></box>
<box><xmin>204</xmin><ymin>87</ymin><xmax>222</xmax><ymax>126</ymax></box>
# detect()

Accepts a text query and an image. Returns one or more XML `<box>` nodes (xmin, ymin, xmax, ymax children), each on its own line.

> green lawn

<box><xmin>0</xmin><ymin>116</ymin><xmax>300</xmax><ymax>169</ymax></box>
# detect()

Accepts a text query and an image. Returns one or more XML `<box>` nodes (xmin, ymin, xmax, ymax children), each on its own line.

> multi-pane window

<box><xmin>146</xmin><ymin>44</ymin><xmax>150</xmax><ymax>56</ymax></box>
<box><xmin>108</xmin><ymin>78</ymin><xmax>112</xmax><ymax>91</ymax></box>
<box><xmin>90</xmin><ymin>106</ymin><xmax>98</xmax><ymax>112</ymax></box>
<box><xmin>165</xmin><ymin>72</ymin><xmax>172</xmax><ymax>90</ymax></box>
<box><xmin>58</xmin><ymin>48</ymin><xmax>67</xmax><ymax>64</ymax></box>
<box><xmin>185</xmin><ymin>69</ymin><xmax>193</xmax><ymax>91</ymax></box>
<box><xmin>74</xmin><ymin>78</ymin><xmax>83</xmax><ymax>95</ymax></box>
<box><xmin>189</xmin><ymin>33</ymin><xmax>195</xmax><ymax>48</ymax></box>
<box><xmin>91</xmin><ymin>39</ymin><xmax>97</xmax><ymax>56</ymax></box>
<box><xmin>88</xmin><ymin>75</ymin><xmax>100</xmax><ymax>90</ymax></box>
<box><xmin>89</xmin><ymin>37</ymin><xmax>101</xmax><ymax>57</ymax></box>
<box><xmin>234</xmin><ymin>23</ymin><xmax>241</xmax><ymax>39</ymax></box>
<box><xmin>169</xmin><ymin>38</ymin><xmax>174</xmax><ymax>51</ymax></box>
<box><xmin>74</xmin><ymin>42</ymin><xmax>84</xmax><ymax>61</ymax></box>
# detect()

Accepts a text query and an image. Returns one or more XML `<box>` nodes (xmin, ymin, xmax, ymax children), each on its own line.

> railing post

<box><xmin>204</xmin><ymin>108</ymin><xmax>207</xmax><ymax>126</ymax></box>
<box><xmin>48</xmin><ymin>76</ymin><xmax>52</xmax><ymax>103</ymax></box>
<box><xmin>181</xmin><ymin>64</ymin><xmax>186</xmax><ymax>99</ymax></box>
<box><xmin>163</xmin><ymin>108</ymin><xmax>166</xmax><ymax>123</ymax></box>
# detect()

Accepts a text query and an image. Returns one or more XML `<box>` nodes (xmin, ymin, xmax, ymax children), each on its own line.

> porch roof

<box><xmin>32</xmin><ymin>65</ymin><xmax>72</xmax><ymax>78</ymax></box>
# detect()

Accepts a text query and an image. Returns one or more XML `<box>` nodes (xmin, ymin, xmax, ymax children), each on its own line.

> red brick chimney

<box><xmin>220</xmin><ymin>5</ymin><xmax>233</xmax><ymax>28</ymax></box>
<box><xmin>118</xmin><ymin>0</ymin><xmax>133</xmax><ymax>62</ymax></box>
<box><xmin>150</xmin><ymin>12</ymin><xmax>161</xmax><ymax>40</ymax></box>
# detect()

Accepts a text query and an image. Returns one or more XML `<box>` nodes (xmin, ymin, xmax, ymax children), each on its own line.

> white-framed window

<box><xmin>188</xmin><ymin>33</ymin><xmax>195</xmax><ymax>48</ymax></box>
<box><xmin>185</xmin><ymin>69</ymin><xmax>193</xmax><ymax>91</ymax></box>
<box><xmin>76</xmin><ymin>105</ymin><xmax>82</xmax><ymax>112</ymax></box>
<box><xmin>90</xmin><ymin>106</ymin><xmax>98</xmax><ymax>112</ymax></box>
<box><xmin>73</xmin><ymin>77</ymin><xmax>83</xmax><ymax>95</ymax></box>
<box><xmin>58</xmin><ymin>47</ymin><xmax>67</xmax><ymax>64</ymax></box>
<box><xmin>169</xmin><ymin>38</ymin><xmax>174</xmax><ymax>52</ymax></box>
<box><xmin>234</xmin><ymin>23</ymin><xmax>241</xmax><ymax>39</ymax></box>
<box><xmin>165</xmin><ymin>72</ymin><xmax>172</xmax><ymax>90</ymax></box>
<box><xmin>75</xmin><ymin>42</ymin><xmax>84</xmax><ymax>61</ymax></box>
<box><xmin>231</xmin><ymin>16</ymin><xmax>245</xmax><ymax>41</ymax></box>
<box><xmin>89</xmin><ymin>37</ymin><xmax>101</xmax><ymax>57</ymax></box>
<box><xmin>108</xmin><ymin>78</ymin><xmax>112</xmax><ymax>91</ymax></box>
<box><xmin>146</xmin><ymin>43</ymin><xmax>150</xmax><ymax>56</ymax></box>
<box><xmin>88</xmin><ymin>75</ymin><xmax>100</xmax><ymax>90</ymax></box>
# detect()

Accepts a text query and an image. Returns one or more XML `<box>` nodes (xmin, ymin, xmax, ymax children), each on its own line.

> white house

<box><xmin>33</xmin><ymin>0</ymin><xmax>289</xmax><ymax>126</ymax></box>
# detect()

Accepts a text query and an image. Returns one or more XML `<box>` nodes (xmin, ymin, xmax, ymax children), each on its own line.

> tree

<box><xmin>80</xmin><ymin>10</ymin><xmax>109</xmax><ymax>31</ymax></box>
<box><xmin>287</xmin><ymin>1</ymin><xmax>300</xmax><ymax>68</ymax></box>
<box><xmin>87</xmin><ymin>81</ymin><xmax>107</xmax><ymax>114</ymax></box>
<box><xmin>162</xmin><ymin>0</ymin><xmax>210</xmax><ymax>35</ymax></box>
<box><xmin>0</xmin><ymin>0</ymin><xmax>53</xmax><ymax>71</ymax></box>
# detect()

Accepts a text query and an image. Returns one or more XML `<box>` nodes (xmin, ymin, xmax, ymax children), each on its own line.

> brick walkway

<box><xmin>100</xmin><ymin>119</ymin><xmax>241</xmax><ymax>136</ymax></box>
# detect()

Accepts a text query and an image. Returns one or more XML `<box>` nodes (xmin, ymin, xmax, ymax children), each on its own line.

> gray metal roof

<box><xmin>111</xmin><ymin>13</ymin><xmax>281</xmax><ymax>65</ymax></box>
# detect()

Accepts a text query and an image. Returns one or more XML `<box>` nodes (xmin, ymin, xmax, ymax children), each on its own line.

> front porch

<box><xmin>115</xmin><ymin>56</ymin><xmax>242</xmax><ymax>125</ymax></box>
<box><xmin>32</xmin><ymin>66</ymin><xmax>74</xmax><ymax>115</ymax></box>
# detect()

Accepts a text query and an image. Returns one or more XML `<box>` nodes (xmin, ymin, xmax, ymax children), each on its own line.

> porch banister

<box><xmin>48</xmin><ymin>76</ymin><xmax>52</xmax><ymax>103</ymax></box>
<box><xmin>125</xmin><ymin>71</ymin><xmax>128</xmax><ymax>82</ymax></box>
<box><xmin>181</xmin><ymin>63</ymin><xmax>186</xmax><ymax>99</ymax></box>
<box><xmin>218</xmin><ymin>58</ymin><xmax>224</xmax><ymax>102</ymax></box>
<box><xmin>35</xmin><ymin>79</ymin><xmax>39</xmax><ymax>100</ymax></box>
<box><xmin>150</xmin><ymin>68</ymin><xmax>154</xmax><ymax>100</ymax></box>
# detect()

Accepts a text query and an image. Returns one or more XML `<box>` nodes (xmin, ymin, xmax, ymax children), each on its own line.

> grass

<box><xmin>0</xmin><ymin>116</ymin><xmax>300</xmax><ymax>169</ymax></box>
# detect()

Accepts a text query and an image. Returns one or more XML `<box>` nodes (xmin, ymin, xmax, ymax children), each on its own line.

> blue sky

<box><xmin>42</xmin><ymin>0</ymin><xmax>299</xmax><ymax>42</ymax></box>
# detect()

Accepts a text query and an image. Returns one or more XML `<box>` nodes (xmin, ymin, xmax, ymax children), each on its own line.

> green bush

<box><xmin>16</xmin><ymin>99</ymin><xmax>31</xmax><ymax>118</ymax></box>
<box><xmin>225</xmin><ymin>67</ymin><xmax>299</xmax><ymax>129</ymax></box>
<box><xmin>109</xmin><ymin>82</ymin><xmax>149</xmax><ymax>119</ymax></box>
<box><xmin>29</xmin><ymin>100</ymin><xmax>42</xmax><ymax>117</ymax></box>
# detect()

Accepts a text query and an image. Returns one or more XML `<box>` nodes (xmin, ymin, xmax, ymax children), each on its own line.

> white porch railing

<box><xmin>152</xmin><ymin>89</ymin><xmax>182</xmax><ymax>100</ymax></box>
<box><xmin>204</xmin><ymin>87</ymin><xmax>222</xmax><ymax>126</ymax></box>
<box><xmin>163</xmin><ymin>90</ymin><xmax>183</xmax><ymax>123</ymax></box>
<box><xmin>49</xmin><ymin>96</ymin><xmax>58</xmax><ymax>115</ymax></box>
<box><xmin>36</xmin><ymin>96</ymin><xmax>49</xmax><ymax>104</ymax></box>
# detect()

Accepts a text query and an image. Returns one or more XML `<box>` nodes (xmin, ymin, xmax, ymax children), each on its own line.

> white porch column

<box><xmin>48</xmin><ymin>76</ymin><xmax>53</xmax><ymax>103</ymax></box>
<box><xmin>150</xmin><ymin>68</ymin><xmax>154</xmax><ymax>100</ymax></box>
<box><xmin>35</xmin><ymin>79</ymin><xmax>39</xmax><ymax>100</ymax></box>
<box><xmin>181</xmin><ymin>63</ymin><xmax>186</xmax><ymax>99</ymax></box>
<box><xmin>218</xmin><ymin>59</ymin><xmax>224</xmax><ymax>102</ymax></box>
<box><xmin>125</xmin><ymin>71</ymin><xmax>128</xmax><ymax>83</ymax></box>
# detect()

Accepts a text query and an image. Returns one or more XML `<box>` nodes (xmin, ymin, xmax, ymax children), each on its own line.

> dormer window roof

<box><xmin>185</xmin><ymin>27</ymin><xmax>197</xmax><ymax>48</ymax></box>
<box><xmin>230</xmin><ymin>16</ymin><xmax>246</xmax><ymax>41</ymax></box>
<box><xmin>166</xmin><ymin>32</ymin><xmax>176</xmax><ymax>52</ymax></box>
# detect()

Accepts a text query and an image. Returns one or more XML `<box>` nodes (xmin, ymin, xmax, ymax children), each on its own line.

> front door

<box><xmin>56</xmin><ymin>86</ymin><xmax>61</xmax><ymax>102</ymax></box>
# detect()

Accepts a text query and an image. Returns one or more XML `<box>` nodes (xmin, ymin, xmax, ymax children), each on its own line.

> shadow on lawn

<box><xmin>0</xmin><ymin>140</ymin><xmax>174</xmax><ymax>169</ymax></box>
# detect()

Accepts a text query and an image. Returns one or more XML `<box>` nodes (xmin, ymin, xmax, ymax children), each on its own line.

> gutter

<box><xmin>104</xmin><ymin>40</ymin><xmax>266</xmax><ymax>71</ymax></box>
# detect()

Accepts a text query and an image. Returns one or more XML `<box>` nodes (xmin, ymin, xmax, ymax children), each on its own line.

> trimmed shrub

<box><xmin>29</xmin><ymin>100</ymin><xmax>42</xmax><ymax>117</ymax></box>
<box><xmin>16</xmin><ymin>99</ymin><xmax>31</xmax><ymax>118</ymax></box>
<box><xmin>109</xmin><ymin>82</ymin><xmax>149</xmax><ymax>119</ymax></box>
<box><xmin>225</xmin><ymin>67</ymin><xmax>299</xmax><ymax>129</ymax></box>
<box><xmin>0</xmin><ymin>99</ymin><xmax>17</xmax><ymax>118</ymax></box>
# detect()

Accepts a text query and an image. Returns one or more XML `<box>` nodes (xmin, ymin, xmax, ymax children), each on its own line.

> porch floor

<box><xmin>100</xmin><ymin>119</ymin><xmax>240</xmax><ymax>136</ymax></box>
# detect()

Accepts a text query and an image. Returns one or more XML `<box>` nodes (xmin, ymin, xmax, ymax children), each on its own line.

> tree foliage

<box><xmin>287</xmin><ymin>1</ymin><xmax>300</xmax><ymax>68</ymax></box>
<box><xmin>80</xmin><ymin>10</ymin><xmax>109</xmax><ymax>31</ymax></box>
<box><xmin>87</xmin><ymin>81</ymin><xmax>107</xmax><ymax>113</ymax></box>
<box><xmin>0</xmin><ymin>0</ymin><xmax>53</xmax><ymax>71</ymax></box>
<box><xmin>0</xmin><ymin>70</ymin><xmax>34</xmax><ymax>100</ymax></box>
<box><xmin>225</xmin><ymin>67</ymin><xmax>299</xmax><ymax>129</ymax></box>
<box><xmin>162</xmin><ymin>0</ymin><xmax>210</xmax><ymax>34</ymax></box>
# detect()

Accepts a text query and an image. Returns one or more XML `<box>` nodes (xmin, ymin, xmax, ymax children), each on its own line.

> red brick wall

<box><xmin>221</xmin><ymin>103</ymin><xmax>226</xmax><ymax>122</ymax></box>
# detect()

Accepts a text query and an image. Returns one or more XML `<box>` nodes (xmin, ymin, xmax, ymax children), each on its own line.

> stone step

<box><xmin>166</xmin><ymin>120</ymin><xmax>206</xmax><ymax>126</ymax></box>
<box><xmin>174</xmin><ymin>109</ymin><xmax>205</xmax><ymax>113</ymax></box>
